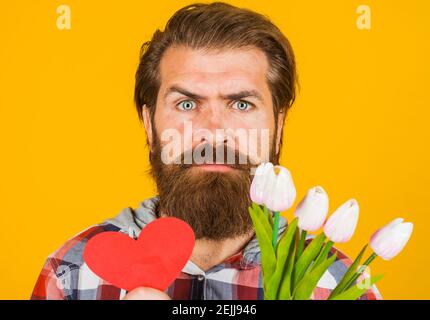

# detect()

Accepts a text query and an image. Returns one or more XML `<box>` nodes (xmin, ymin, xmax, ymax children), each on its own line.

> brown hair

<box><xmin>134</xmin><ymin>1</ymin><xmax>298</xmax><ymax>157</ymax></box>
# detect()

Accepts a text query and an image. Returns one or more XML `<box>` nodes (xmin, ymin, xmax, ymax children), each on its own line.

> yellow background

<box><xmin>0</xmin><ymin>0</ymin><xmax>429</xmax><ymax>299</ymax></box>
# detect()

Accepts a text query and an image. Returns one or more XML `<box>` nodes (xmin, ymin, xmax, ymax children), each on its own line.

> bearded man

<box><xmin>31</xmin><ymin>2</ymin><xmax>381</xmax><ymax>300</ymax></box>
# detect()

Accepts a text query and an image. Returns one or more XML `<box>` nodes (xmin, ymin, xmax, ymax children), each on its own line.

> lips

<box><xmin>194</xmin><ymin>164</ymin><xmax>235</xmax><ymax>172</ymax></box>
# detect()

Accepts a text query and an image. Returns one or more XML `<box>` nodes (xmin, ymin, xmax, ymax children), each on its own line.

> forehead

<box><xmin>158</xmin><ymin>45</ymin><xmax>271</xmax><ymax>99</ymax></box>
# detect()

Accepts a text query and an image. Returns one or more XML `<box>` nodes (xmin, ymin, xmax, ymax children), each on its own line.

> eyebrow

<box><xmin>163</xmin><ymin>85</ymin><xmax>265</xmax><ymax>104</ymax></box>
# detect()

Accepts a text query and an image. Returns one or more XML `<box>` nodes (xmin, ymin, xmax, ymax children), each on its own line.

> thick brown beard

<box><xmin>149</xmin><ymin>135</ymin><xmax>277</xmax><ymax>241</ymax></box>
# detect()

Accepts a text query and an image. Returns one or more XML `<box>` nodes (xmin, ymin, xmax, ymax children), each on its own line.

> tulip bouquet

<box><xmin>248</xmin><ymin>163</ymin><xmax>413</xmax><ymax>300</ymax></box>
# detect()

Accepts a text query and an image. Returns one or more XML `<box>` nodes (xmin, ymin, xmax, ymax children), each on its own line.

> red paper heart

<box><xmin>83</xmin><ymin>217</ymin><xmax>195</xmax><ymax>292</ymax></box>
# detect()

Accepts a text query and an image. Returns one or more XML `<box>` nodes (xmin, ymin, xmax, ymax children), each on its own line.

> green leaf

<box><xmin>278</xmin><ymin>240</ymin><xmax>296</xmax><ymax>299</ymax></box>
<box><xmin>248</xmin><ymin>206</ymin><xmax>276</xmax><ymax>296</ymax></box>
<box><xmin>328</xmin><ymin>244</ymin><xmax>368</xmax><ymax>299</ymax></box>
<box><xmin>263</xmin><ymin>205</ymin><xmax>274</xmax><ymax>228</ymax></box>
<box><xmin>252</xmin><ymin>203</ymin><xmax>273</xmax><ymax>239</ymax></box>
<box><xmin>310</xmin><ymin>241</ymin><xmax>334</xmax><ymax>272</ymax></box>
<box><xmin>329</xmin><ymin>274</ymin><xmax>384</xmax><ymax>300</ymax></box>
<box><xmin>293</xmin><ymin>253</ymin><xmax>337</xmax><ymax>300</ymax></box>
<box><xmin>291</xmin><ymin>227</ymin><xmax>301</xmax><ymax>289</ymax></box>
<box><xmin>265</xmin><ymin>218</ymin><xmax>298</xmax><ymax>299</ymax></box>
<box><xmin>296</xmin><ymin>230</ymin><xmax>307</xmax><ymax>259</ymax></box>
<box><xmin>293</xmin><ymin>233</ymin><xmax>326</xmax><ymax>287</ymax></box>
<box><xmin>293</xmin><ymin>227</ymin><xmax>300</xmax><ymax>260</ymax></box>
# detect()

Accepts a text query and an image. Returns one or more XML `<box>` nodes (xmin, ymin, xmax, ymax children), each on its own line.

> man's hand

<box><xmin>122</xmin><ymin>287</ymin><xmax>172</xmax><ymax>300</ymax></box>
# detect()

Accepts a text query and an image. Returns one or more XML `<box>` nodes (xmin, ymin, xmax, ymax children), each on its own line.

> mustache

<box><xmin>171</xmin><ymin>144</ymin><xmax>257</xmax><ymax>172</ymax></box>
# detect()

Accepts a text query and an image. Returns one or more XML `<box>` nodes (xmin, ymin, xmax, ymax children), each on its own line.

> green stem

<box><xmin>272</xmin><ymin>211</ymin><xmax>280</xmax><ymax>250</ymax></box>
<box><xmin>344</xmin><ymin>252</ymin><xmax>378</xmax><ymax>290</ymax></box>
<box><xmin>296</xmin><ymin>229</ymin><xmax>307</xmax><ymax>258</ymax></box>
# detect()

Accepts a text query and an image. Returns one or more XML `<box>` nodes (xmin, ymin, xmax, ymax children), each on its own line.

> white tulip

<box><xmin>250</xmin><ymin>162</ymin><xmax>275</xmax><ymax>205</ymax></box>
<box><xmin>263</xmin><ymin>165</ymin><xmax>296</xmax><ymax>212</ymax></box>
<box><xmin>324</xmin><ymin>199</ymin><xmax>359</xmax><ymax>243</ymax></box>
<box><xmin>294</xmin><ymin>186</ymin><xmax>329</xmax><ymax>232</ymax></box>
<box><xmin>370</xmin><ymin>218</ymin><xmax>413</xmax><ymax>260</ymax></box>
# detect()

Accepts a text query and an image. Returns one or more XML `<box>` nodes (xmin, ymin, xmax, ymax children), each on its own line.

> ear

<box><xmin>142</xmin><ymin>106</ymin><xmax>154</xmax><ymax>151</ymax></box>
<box><xmin>275</xmin><ymin>112</ymin><xmax>285</xmax><ymax>155</ymax></box>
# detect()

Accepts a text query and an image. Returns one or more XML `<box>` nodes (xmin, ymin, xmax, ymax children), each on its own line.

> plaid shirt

<box><xmin>31</xmin><ymin>196</ymin><xmax>382</xmax><ymax>300</ymax></box>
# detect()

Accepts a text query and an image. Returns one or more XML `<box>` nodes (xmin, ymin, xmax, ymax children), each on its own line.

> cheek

<box><xmin>154</xmin><ymin>106</ymin><xmax>184</xmax><ymax>135</ymax></box>
<box><xmin>244</xmin><ymin>129</ymin><xmax>274</xmax><ymax>164</ymax></box>
<box><xmin>231</xmin><ymin>110</ymin><xmax>275</xmax><ymax>140</ymax></box>
<box><xmin>153</xmin><ymin>111</ymin><xmax>186</xmax><ymax>162</ymax></box>
<box><xmin>228</xmin><ymin>111</ymin><xmax>275</xmax><ymax>163</ymax></box>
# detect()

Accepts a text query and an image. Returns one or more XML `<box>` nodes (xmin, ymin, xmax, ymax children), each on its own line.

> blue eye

<box><xmin>177</xmin><ymin>100</ymin><xmax>196</xmax><ymax>111</ymax></box>
<box><xmin>233</xmin><ymin>100</ymin><xmax>252</xmax><ymax>111</ymax></box>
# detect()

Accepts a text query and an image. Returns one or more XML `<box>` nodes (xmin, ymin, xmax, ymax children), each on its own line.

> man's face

<box><xmin>142</xmin><ymin>45</ymin><xmax>284</xmax><ymax>240</ymax></box>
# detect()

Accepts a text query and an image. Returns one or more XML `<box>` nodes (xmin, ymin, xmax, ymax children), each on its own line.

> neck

<box><xmin>190</xmin><ymin>230</ymin><xmax>255</xmax><ymax>272</ymax></box>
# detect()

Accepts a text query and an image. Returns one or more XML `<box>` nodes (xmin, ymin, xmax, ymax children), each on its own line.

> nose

<box><xmin>195</xmin><ymin>126</ymin><xmax>234</xmax><ymax>149</ymax></box>
<box><xmin>198</xmin><ymin>130</ymin><xmax>230</xmax><ymax>146</ymax></box>
<box><xmin>193</xmin><ymin>104</ymin><xmax>234</xmax><ymax>147</ymax></box>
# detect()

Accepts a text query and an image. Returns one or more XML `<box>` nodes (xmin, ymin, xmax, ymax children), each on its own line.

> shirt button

<box><xmin>197</xmin><ymin>275</ymin><xmax>205</xmax><ymax>281</ymax></box>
